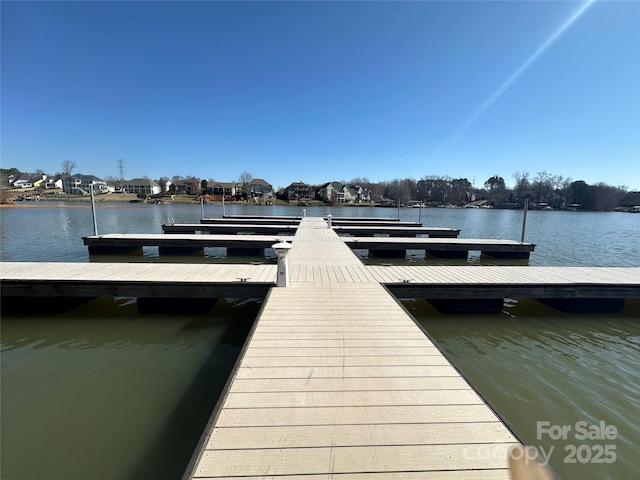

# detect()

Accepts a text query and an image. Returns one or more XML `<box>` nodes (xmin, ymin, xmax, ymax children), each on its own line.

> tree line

<box><xmin>332</xmin><ymin>171</ymin><xmax>638</xmax><ymax>211</ymax></box>
<box><xmin>3</xmin><ymin>164</ymin><xmax>638</xmax><ymax>211</ymax></box>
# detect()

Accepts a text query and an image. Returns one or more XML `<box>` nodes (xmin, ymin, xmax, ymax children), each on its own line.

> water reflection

<box><xmin>0</xmin><ymin>296</ymin><xmax>261</xmax><ymax>480</ymax></box>
<box><xmin>2</xmin><ymin>203</ymin><xmax>639</xmax><ymax>265</ymax></box>
<box><xmin>407</xmin><ymin>298</ymin><xmax>640</xmax><ymax>480</ymax></box>
<box><xmin>1</xmin><ymin>297</ymin><xmax>261</xmax><ymax>352</ymax></box>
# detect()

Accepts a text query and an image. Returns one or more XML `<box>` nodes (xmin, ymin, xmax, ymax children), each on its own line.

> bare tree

<box><xmin>62</xmin><ymin>160</ymin><xmax>77</xmax><ymax>175</ymax></box>
<box><xmin>349</xmin><ymin>177</ymin><xmax>381</xmax><ymax>202</ymax></box>
<box><xmin>593</xmin><ymin>183</ymin><xmax>625</xmax><ymax>211</ymax></box>
<box><xmin>512</xmin><ymin>171</ymin><xmax>530</xmax><ymax>205</ymax></box>
<box><xmin>532</xmin><ymin>171</ymin><xmax>555</xmax><ymax>204</ymax></box>
<box><xmin>381</xmin><ymin>178</ymin><xmax>414</xmax><ymax>204</ymax></box>
<box><xmin>238</xmin><ymin>172</ymin><xmax>254</xmax><ymax>197</ymax></box>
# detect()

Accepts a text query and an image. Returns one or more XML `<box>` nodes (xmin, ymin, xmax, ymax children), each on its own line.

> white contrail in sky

<box><xmin>435</xmin><ymin>0</ymin><xmax>598</xmax><ymax>154</ymax></box>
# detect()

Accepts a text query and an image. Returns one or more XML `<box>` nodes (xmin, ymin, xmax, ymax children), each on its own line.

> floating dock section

<box><xmin>185</xmin><ymin>218</ymin><xmax>520</xmax><ymax>479</ymax></box>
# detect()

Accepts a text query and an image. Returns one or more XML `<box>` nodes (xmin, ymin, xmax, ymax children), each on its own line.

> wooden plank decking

<box><xmin>163</xmin><ymin>223</ymin><xmax>460</xmax><ymax>237</ymax></box>
<box><xmin>186</xmin><ymin>218</ymin><xmax>519</xmax><ymax>479</ymax></box>
<box><xmin>163</xmin><ymin>224</ymin><xmax>299</xmax><ymax>235</ymax></box>
<box><xmin>202</xmin><ymin>217</ymin><xmax>302</xmax><ymax>225</ymax></box>
<box><xmin>2</xmin><ymin>263</ymin><xmax>636</xmax><ymax>301</ymax></box>
<box><xmin>0</xmin><ymin>262</ymin><xmax>277</xmax><ymax>298</ymax></box>
<box><xmin>333</xmin><ymin>226</ymin><xmax>460</xmax><ymax>237</ymax></box>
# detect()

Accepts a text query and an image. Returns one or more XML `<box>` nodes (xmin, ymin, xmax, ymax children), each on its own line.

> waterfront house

<box><xmin>121</xmin><ymin>178</ymin><xmax>162</xmax><ymax>195</ymax></box>
<box><xmin>317</xmin><ymin>181</ymin><xmax>343</xmax><ymax>202</ymax></box>
<box><xmin>61</xmin><ymin>175</ymin><xmax>107</xmax><ymax>195</ymax></box>
<box><xmin>11</xmin><ymin>176</ymin><xmax>33</xmax><ymax>189</ymax></box>
<box><xmin>337</xmin><ymin>184</ymin><xmax>371</xmax><ymax>203</ymax></box>
<box><xmin>246</xmin><ymin>178</ymin><xmax>274</xmax><ymax>198</ymax></box>
<box><xmin>32</xmin><ymin>175</ymin><xmax>47</xmax><ymax>189</ymax></box>
<box><xmin>210</xmin><ymin>182</ymin><xmax>236</xmax><ymax>197</ymax></box>
<box><xmin>285</xmin><ymin>181</ymin><xmax>312</xmax><ymax>201</ymax></box>
<box><xmin>43</xmin><ymin>176</ymin><xmax>63</xmax><ymax>190</ymax></box>
<box><xmin>173</xmin><ymin>178</ymin><xmax>200</xmax><ymax>195</ymax></box>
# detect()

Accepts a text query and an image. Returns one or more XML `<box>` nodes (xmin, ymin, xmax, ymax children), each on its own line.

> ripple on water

<box><xmin>409</xmin><ymin>298</ymin><xmax>640</xmax><ymax>480</ymax></box>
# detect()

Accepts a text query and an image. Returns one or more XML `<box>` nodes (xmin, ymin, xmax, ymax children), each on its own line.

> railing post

<box><xmin>521</xmin><ymin>198</ymin><xmax>529</xmax><ymax>242</ymax></box>
<box><xmin>90</xmin><ymin>185</ymin><xmax>98</xmax><ymax>235</ymax></box>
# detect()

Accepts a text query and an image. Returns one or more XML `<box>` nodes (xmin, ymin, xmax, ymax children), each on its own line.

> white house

<box><xmin>121</xmin><ymin>178</ymin><xmax>161</xmax><ymax>195</ymax></box>
<box><xmin>210</xmin><ymin>182</ymin><xmax>236</xmax><ymax>197</ymax></box>
<box><xmin>62</xmin><ymin>175</ymin><xmax>107</xmax><ymax>194</ymax></box>
<box><xmin>337</xmin><ymin>185</ymin><xmax>371</xmax><ymax>203</ymax></box>
<box><xmin>12</xmin><ymin>176</ymin><xmax>33</xmax><ymax>188</ymax></box>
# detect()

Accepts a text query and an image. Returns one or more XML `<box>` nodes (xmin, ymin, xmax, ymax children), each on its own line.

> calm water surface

<box><xmin>407</xmin><ymin>298</ymin><xmax>640</xmax><ymax>480</ymax></box>
<box><xmin>1</xmin><ymin>296</ymin><xmax>259</xmax><ymax>480</ymax></box>
<box><xmin>1</xmin><ymin>203</ymin><xmax>638</xmax><ymax>479</ymax></box>
<box><xmin>1</xmin><ymin>202</ymin><xmax>639</xmax><ymax>265</ymax></box>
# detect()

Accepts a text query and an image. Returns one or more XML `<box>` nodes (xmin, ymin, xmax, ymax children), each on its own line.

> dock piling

<box><xmin>521</xmin><ymin>198</ymin><xmax>529</xmax><ymax>242</ymax></box>
<box><xmin>90</xmin><ymin>186</ymin><xmax>98</xmax><ymax>235</ymax></box>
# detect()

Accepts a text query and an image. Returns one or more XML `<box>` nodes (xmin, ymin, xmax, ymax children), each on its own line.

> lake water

<box><xmin>1</xmin><ymin>202</ymin><xmax>638</xmax><ymax>479</ymax></box>
<box><xmin>1</xmin><ymin>202</ymin><xmax>639</xmax><ymax>265</ymax></box>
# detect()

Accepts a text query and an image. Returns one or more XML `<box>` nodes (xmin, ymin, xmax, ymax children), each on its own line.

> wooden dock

<box><xmin>82</xmin><ymin>233</ymin><xmax>284</xmax><ymax>256</ymax></box>
<box><xmin>202</xmin><ymin>217</ymin><xmax>302</xmax><ymax>225</ymax></box>
<box><xmin>3</xmin><ymin>215</ymin><xmax>638</xmax><ymax>478</ymax></box>
<box><xmin>222</xmin><ymin>214</ymin><xmax>303</xmax><ymax>221</ymax></box>
<box><xmin>185</xmin><ymin>218</ymin><xmax>520</xmax><ymax>479</ymax></box>
<box><xmin>343</xmin><ymin>237</ymin><xmax>535</xmax><ymax>258</ymax></box>
<box><xmin>333</xmin><ymin>225</ymin><xmax>460</xmax><ymax>238</ymax></box>
<box><xmin>0</xmin><ymin>262</ymin><xmax>276</xmax><ymax>299</ymax></box>
<box><xmin>163</xmin><ymin>223</ymin><xmax>299</xmax><ymax>235</ymax></box>
<box><xmin>328</xmin><ymin>219</ymin><xmax>421</xmax><ymax>227</ymax></box>
<box><xmin>83</xmin><ymin>233</ymin><xmax>535</xmax><ymax>259</ymax></box>
<box><xmin>164</xmin><ymin>223</ymin><xmax>460</xmax><ymax>238</ymax></box>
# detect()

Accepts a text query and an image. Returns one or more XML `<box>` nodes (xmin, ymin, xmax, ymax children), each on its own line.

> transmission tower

<box><xmin>117</xmin><ymin>159</ymin><xmax>125</xmax><ymax>181</ymax></box>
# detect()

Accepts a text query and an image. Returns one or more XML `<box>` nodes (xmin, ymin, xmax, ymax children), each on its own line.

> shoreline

<box><xmin>0</xmin><ymin>193</ymin><xmax>377</xmax><ymax>208</ymax></box>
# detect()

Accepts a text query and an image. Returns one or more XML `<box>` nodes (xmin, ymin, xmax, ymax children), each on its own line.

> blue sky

<box><xmin>2</xmin><ymin>0</ymin><xmax>639</xmax><ymax>190</ymax></box>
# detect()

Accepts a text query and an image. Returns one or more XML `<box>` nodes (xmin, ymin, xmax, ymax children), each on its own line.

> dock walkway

<box><xmin>187</xmin><ymin>217</ymin><xmax>519</xmax><ymax>479</ymax></box>
<box><xmin>0</xmin><ymin>262</ymin><xmax>276</xmax><ymax>299</ymax></box>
